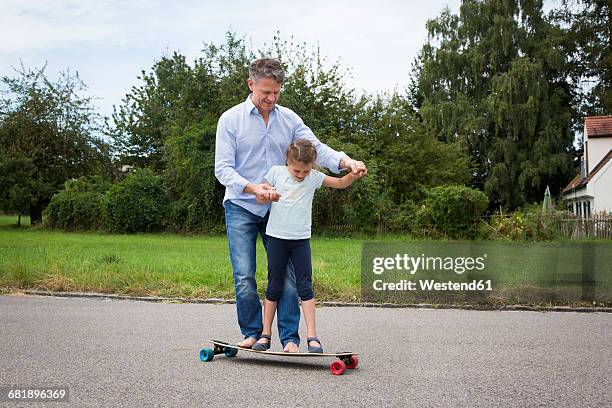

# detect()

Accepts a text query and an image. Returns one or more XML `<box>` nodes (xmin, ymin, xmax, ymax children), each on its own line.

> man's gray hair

<box><xmin>249</xmin><ymin>58</ymin><xmax>285</xmax><ymax>84</ymax></box>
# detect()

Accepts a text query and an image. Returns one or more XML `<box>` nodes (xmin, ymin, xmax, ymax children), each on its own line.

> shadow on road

<box><xmin>205</xmin><ymin>355</ymin><xmax>334</xmax><ymax>372</ymax></box>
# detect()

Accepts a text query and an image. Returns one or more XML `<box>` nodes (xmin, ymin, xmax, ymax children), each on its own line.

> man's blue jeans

<box><xmin>223</xmin><ymin>200</ymin><xmax>301</xmax><ymax>347</ymax></box>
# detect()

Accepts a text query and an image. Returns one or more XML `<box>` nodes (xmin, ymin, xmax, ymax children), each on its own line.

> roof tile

<box><xmin>586</xmin><ymin>115</ymin><xmax>612</xmax><ymax>138</ymax></box>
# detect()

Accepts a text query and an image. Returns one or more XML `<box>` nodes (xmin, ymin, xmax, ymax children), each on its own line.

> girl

<box><xmin>252</xmin><ymin>139</ymin><xmax>360</xmax><ymax>353</ymax></box>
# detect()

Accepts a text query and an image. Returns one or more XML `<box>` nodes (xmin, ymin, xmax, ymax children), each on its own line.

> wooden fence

<box><xmin>320</xmin><ymin>214</ymin><xmax>612</xmax><ymax>240</ymax></box>
<box><xmin>558</xmin><ymin>214</ymin><xmax>612</xmax><ymax>239</ymax></box>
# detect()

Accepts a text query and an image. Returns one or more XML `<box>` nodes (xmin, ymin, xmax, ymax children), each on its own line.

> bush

<box><xmin>162</xmin><ymin>118</ymin><xmax>225</xmax><ymax>233</ymax></box>
<box><xmin>386</xmin><ymin>201</ymin><xmax>419</xmax><ymax>233</ymax></box>
<box><xmin>313</xmin><ymin>164</ymin><xmax>393</xmax><ymax>232</ymax></box>
<box><xmin>103</xmin><ymin>169</ymin><xmax>169</xmax><ymax>233</ymax></box>
<box><xmin>488</xmin><ymin>203</ymin><xmax>563</xmax><ymax>241</ymax></box>
<box><xmin>166</xmin><ymin>195</ymin><xmax>225</xmax><ymax>234</ymax></box>
<box><xmin>418</xmin><ymin>185</ymin><xmax>488</xmax><ymax>239</ymax></box>
<box><xmin>44</xmin><ymin>176</ymin><xmax>111</xmax><ymax>230</ymax></box>
<box><xmin>166</xmin><ymin>199</ymin><xmax>189</xmax><ymax>233</ymax></box>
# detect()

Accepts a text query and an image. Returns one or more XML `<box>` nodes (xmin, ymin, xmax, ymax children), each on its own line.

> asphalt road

<box><xmin>1</xmin><ymin>295</ymin><xmax>611</xmax><ymax>407</ymax></box>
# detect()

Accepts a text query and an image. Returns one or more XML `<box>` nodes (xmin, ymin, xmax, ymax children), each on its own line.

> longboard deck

<box><xmin>208</xmin><ymin>339</ymin><xmax>355</xmax><ymax>358</ymax></box>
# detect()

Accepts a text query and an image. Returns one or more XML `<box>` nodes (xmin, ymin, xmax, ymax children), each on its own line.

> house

<box><xmin>562</xmin><ymin>116</ymin><xmax>612</xmax><ymax>217</ymax></box>
<box><xmin>119</xmin><ymin>164</ymin><xmax>135</xmax><ymax>173</ymax></box>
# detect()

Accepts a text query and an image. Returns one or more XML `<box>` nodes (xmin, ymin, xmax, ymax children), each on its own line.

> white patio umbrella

<box><xmin>542</xmin><ymin>185</ymin><xmax>552</xmax><ymax>213</ymax></box>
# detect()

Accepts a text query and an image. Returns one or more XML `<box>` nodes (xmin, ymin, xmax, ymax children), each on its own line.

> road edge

<box><xmin>5</xmin><ymin>289</ymin><xmax>612</xmax><ymax>313</ymax></box>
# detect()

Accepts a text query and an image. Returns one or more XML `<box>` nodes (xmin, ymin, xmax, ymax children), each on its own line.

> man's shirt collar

<box><xmin>246</xmin><ymin>94</ymin><xmax>279</xmax><ymax>115</ymax></box>
<box><xmin>245</xmin><ymin>94</ymin><xmax>257</xmax><ymax>113</ymax></box>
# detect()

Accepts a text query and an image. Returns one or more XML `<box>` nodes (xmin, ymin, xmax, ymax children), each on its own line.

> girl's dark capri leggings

<box><xmin>265</xmin><ymin>236</ymin><xmax>313</xmax><ymax>301</ymax></box>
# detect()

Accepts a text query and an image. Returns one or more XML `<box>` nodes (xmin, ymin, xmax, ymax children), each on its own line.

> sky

<box><xmin>1</xmin><ymin>0</ymin><xmax>466</xmax><ymax>118</ymax></box>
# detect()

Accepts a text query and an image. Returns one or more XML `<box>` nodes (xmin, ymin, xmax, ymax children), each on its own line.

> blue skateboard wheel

<box><xmin>224</xmin><ymin>347</ymin><xmax>238</xmax><ymax>358</ymax></box>
<box><xmin>199</xmin><ymin>348</ymin><xmax>215</xmax><ymax>362</ymax></box>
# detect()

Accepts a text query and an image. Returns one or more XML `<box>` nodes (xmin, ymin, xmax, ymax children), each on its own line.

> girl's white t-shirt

<box><xmin>264</xmin><ymin>165</ymin><xmax>325</xmax><ymax>240</ymax></box>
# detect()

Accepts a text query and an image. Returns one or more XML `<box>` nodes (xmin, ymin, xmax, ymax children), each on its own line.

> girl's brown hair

<box><xmin>286</xmin><ymin>139</ymin><xmax>317</xmax><ymax>164</ymax></box>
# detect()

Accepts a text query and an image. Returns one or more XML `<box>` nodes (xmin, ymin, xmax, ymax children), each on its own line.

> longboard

<box><xmin>200</xmin><ymin>339</ymin><xmax>358</xmax><ymax>375</ymax></box>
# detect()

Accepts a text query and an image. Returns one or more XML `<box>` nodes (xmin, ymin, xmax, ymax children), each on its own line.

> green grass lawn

<box><xmin>0</xmin><ymin>215</ymin><xmax>368</xmax><ymax>301</ymax></box>
<box><xmin>1</xmin><ymin>215</ymin><xmax>610</xmax><ymax>305</ymax></box>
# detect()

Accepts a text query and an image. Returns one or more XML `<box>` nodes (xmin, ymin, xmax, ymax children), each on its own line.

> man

<box><xmin>215</xmin><ymin>58</ymin><xmax>367</xmax><ymax>352</ymax></box>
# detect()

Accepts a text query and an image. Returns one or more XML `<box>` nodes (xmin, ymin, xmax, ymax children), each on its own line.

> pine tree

<box><xmin>553</xmin><ymin>0</ymin><xmax>612</xmax><ymax>115</ymax></box>
<box><xmin>418</xmin><ymin>0</ymin><xmax>575</xmax><ymax>209</ymax></box>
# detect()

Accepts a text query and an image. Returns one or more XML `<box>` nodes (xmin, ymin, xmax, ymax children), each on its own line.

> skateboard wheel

<box><xmin>329</xmin><ymin>359</ymin><xmax>346</xmax><ymax>376</ymax></box>
<box><xmin>199</xmin><ymin>348</ymin><xmax>215</xmax><ymax>362</ymax></box>
<box><xmin>224</xmin><ymin>347</ymin><xmax>238</xmax><ymax>358</ymax></box>
<box><xmin>345</xmin><ymin>355</ymin><xmax>359</xmax><ymax>369</ymax></box>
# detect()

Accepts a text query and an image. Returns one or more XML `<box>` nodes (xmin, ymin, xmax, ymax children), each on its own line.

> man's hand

<box><xmin>244</xmin><ymin>183</ymin><xmax>281</xmax><ymax>203</ymax></box>
<box><xmin>340</xmin><ymin>157</ymin><xmax>368</xmax><ymax>178</ymax></box>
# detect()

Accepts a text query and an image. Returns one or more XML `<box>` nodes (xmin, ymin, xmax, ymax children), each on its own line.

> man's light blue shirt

<box><xmin>215</xmin><ymin>95</ymin><xmax>346</xmax><ymax>217</ymax></box>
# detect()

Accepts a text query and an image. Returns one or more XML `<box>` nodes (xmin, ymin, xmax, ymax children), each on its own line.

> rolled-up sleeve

<box><xmin>215</xmin><ymin>114</ymin><xmax>250</xmax><ymax>195</ymax></box>
<box><xmin>292</xmin><ymin>118</ymin><xmax>347</xmax><ymax>174</ymax></box>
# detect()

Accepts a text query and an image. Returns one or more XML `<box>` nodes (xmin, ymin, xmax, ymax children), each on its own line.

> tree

<box><xmin>110</xmin><ymin>32</ymin><xmax>361</xmax><ymax>173</ymax></box>
<box><xmin>553</xmin><ymin>0</ymin><xmax>612</xmax><ymax>115</ymax></box>
<box><xmin>110</xmin><ymin>32</ymin><xmax>253</xmax><ymax>171</ymax></box>
<box><xmin>0</xmin><ymin>154</ymin><xmax>37</xmax><ymax>225</ymax></box>
<box><xmin>111</xmin><ymin>32</ymin><xmax>368</xmax><ymax>229</ymax></box>
<box><xmin>418</xmin><ymin>0</ymin><xmax>576</xmax><ymax>209</ymax></box>
<box><xmin>0</xmin><ymin>64</ymin><xmax>109</xmax><ymax>225</ymax></box>
<box><xmin>163</xmin><ymin>115</ymin><xmax>225</xmax><ymax>232</ymax></box>
<box><xmin>354</xmin><ymin>93</ymin><xmax>470</xmax><ymax>204</ymax></box>
<box><xmin>263</xmin><ymin>34</ymin><xmax>357</xmax><ymax>136</ymax></box>
<box><xmin>110</xmin><ymin>31</ymin><xmax>472</xmax><ymax>231</ymax></box>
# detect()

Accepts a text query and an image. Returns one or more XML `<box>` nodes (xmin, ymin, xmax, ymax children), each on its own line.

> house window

<box><xmin>568</xmin><ymin>203</ymin><xmax>573</xmax><ymax>213</ymax></box>
<box><xmin>577</xmin><ymin>201</ymin><xmax>582</xmax><ymax>217</ymax></box>
<box><xmin>584</xmin><ymin>201</ymin><xmax>591</xmax><ymax>218</ymax></box>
